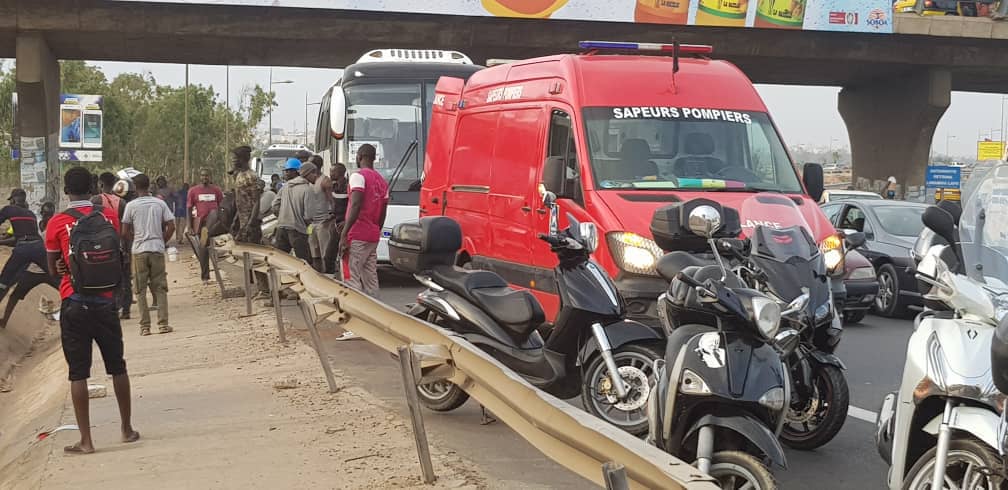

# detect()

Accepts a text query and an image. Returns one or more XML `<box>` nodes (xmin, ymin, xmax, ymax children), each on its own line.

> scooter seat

<box><xmin>657</xmin><ymin>252</ymin><xmax>715</xmax><ymax>281</ymax></box>
<box><xmin>429</xmin><ymin>265</ymin><xmax>545</xmax><ymax>338</ymax></box>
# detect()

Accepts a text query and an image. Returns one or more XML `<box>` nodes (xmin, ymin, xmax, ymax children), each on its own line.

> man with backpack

<box><xmin>92</xmin><ymin>172</ymin><xmax>132</xmax><ymax>319</ymax></box>
<box><xmin>45</xmin><ymin>166</ymin><xmax>139</xmax><ymax>455</ymax></box>
<box><xmin>121</xmin><ymin>174</ymin><xmax>175</xmax><ymax>336</ymax></box>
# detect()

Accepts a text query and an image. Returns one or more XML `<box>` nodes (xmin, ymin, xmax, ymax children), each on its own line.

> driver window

<box><xmin>821</xmin><ymin>203</ymin><xmax>842</xmax><ymax>224</ymax></box>
<box><xmin>547</xmin><ymin>110</ymin><xmax>582</xmax><ymax>204</ymax></box>
<box><xmin>747</xmin><ymin>123</ymin><xmax>776</xmax><ymax>183</ymax></box>
<box><xmin>839</xmin><ymin>206</ymin><xmax>868</xmax><ymax>233</ymax></box>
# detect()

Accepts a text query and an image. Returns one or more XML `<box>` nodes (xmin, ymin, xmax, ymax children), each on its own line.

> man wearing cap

<box><xmin>0</xmin><ymin>188</ymin><xmax>46</xmax><ymax>305</ymax></box>
<box><xmin>270</xmin><ymin>158</ymin><xmax>313</xmax><ymax>261</ymax></box>
<box><xmin>230</xmin><ymin>145</ymin><xmax>263</xmax><ymax>244</ymax></box>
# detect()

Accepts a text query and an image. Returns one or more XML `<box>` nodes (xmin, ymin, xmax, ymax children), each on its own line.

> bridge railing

<box><xmin>210</xmin><ymin>238</ymin><xmax>718</xmax><ymax>490</ymax></box>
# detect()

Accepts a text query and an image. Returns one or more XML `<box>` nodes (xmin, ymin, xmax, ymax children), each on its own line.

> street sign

<box><xmin>977</xmin><ymin>141</ymin><xmax>1004</xmax><ymax>161</ymax></box>
<box><xmin>925</xmin><ymin>165</ymin><xmax>961</xmax><ymax>189</ymax></box>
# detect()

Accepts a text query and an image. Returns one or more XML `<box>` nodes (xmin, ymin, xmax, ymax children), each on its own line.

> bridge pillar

<box><xmin>839</xmin><ymin>69</ymin><xmax>951</xmax><ymax>197</ymax></box>
<box><xmin>15</xmin><ymin>34</ymin><xmax>61</xmax><ymax>210</ymax></box>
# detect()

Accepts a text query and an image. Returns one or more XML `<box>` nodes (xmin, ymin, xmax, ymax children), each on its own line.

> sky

<box><xmin>31</xmin><ymin>60</ymin><xmax>1008</xmax><ymax>158</ymax></box>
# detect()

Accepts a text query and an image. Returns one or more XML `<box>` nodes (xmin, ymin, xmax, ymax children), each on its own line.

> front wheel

<box><xmin>581</xmin><ymin>343</ymin><xmax>662</xmax><ymax>435</ymax></box>
<box><xmin>902</xmin><ymin>439</ymin><xmax>1003</xmax><ymax>490</ymax></box>
<box><xmin>781</xmin><ymin>363</ymin><xmax>849</xmax><ymax>450</ymax></box>
<box><xmin>706</xmin><ymin>451</ymin><xmax>778</xmax><ymax>490</ymax></box>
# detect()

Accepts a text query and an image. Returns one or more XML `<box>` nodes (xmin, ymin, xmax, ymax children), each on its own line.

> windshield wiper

<box><xmin>387</xmin><ymin>140</ymin><xmax>418</xmax><ymax>203</ymax></box>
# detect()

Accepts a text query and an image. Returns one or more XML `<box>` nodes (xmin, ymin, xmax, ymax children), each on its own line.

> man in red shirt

<box><xmin>45</xmin><ymin>166</ymin><xmax>139</xmax><ymax>455</ymax></box>
<box><xmin>187</xmin><ymin>168</ymin><xmax>224</xmax><ymax>283</ymax></box>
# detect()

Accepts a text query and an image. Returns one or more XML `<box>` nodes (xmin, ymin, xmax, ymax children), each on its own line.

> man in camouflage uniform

<box><xmin>230</xmin><ymin>145</ymin><xmax>262</xmax><ymax>244</ymax></box>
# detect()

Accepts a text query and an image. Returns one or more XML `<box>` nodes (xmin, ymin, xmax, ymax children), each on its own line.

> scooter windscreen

<box><xmin>740</xmin><ymin>194</ymin><xmax>830</xmax><ymax>311</ymax></box>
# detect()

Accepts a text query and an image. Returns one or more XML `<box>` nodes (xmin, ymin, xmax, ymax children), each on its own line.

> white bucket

<box><xmin>167</xmin><ymin>247</ymin><xmax>178</xmax><ymax>262</ymax></box>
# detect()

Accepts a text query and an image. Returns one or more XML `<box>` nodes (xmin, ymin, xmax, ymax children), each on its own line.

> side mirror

<box><xmin>845</xmin><ymin>231</ymin><xmax>867</xmax><ymax>250</ymax></box>
<box><xmin>922</xmin><ymin>206</ymin><xmax>958</xmax><ymax>249</ymax></box>
<box><xmin>542</xmin><ymin>190</ymin><xmax>557</xmax><ymax>209</ymax></box>
<box><xmin>543</xmin><ymin>157</ymin><xmax>565</xmax><ymax>198</ymax></box>
<box><xmin>579</xmin><ymin>221</ymin><xmax>598</xmax><ymax>253</ymax></box>
<box><xmin>542</xmin><ymin>190</ymin><xmax>559</xmax><ymax>235</ymax></box>
<box><xmin>329</xmin><ymin>88</ymin><xmax>347</xmax><ymax>140</ymax></box>
<box><xmin>688</xmin><ymin>205</ymin><xmax>722</xmax><ymax>239</ymax></box>
<box><xmin>803</xmin><ymin>163</ymin><xmax>825</xmax><ymax>203</ymax></box>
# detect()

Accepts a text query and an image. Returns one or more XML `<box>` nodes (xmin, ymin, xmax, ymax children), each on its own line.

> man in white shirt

<box><xmin>121</xmin><ymin>173</ymin><xmax>176</xmax><ymax>336</ymax></box>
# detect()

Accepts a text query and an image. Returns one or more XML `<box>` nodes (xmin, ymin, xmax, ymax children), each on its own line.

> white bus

<box><xmin>315</xmin><ymin>49</ymin><xmax>483</xmax><ymax>263</ymax></box>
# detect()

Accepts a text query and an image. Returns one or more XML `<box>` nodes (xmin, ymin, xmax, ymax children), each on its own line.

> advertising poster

<box><xmin>59</xmin><ymin>94</ymin><xmax>103</xmax><ymax>150</ymax></box>
<box><xmin>113</xmin><ymin>0</ymin><xmax>893</xmax><ymax>33</ymax></box>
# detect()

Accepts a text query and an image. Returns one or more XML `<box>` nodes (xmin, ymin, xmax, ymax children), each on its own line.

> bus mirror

<box><xmin>330</xmin><ymin>88</ymin><xmax>347</xmax><ymax>140</ymax></box>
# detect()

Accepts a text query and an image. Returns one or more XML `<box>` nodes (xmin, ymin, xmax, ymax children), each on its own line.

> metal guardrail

<box><xmin>211</xmin><ymin>239</ymin><xmax>718</xmax><ymax>490</ymax></box>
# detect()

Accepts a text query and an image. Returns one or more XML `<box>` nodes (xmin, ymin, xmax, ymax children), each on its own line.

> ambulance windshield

<box><xmin>583</xmin><ymin>107</ymin><xmax>803</xmax><ymax>194</ymax></box>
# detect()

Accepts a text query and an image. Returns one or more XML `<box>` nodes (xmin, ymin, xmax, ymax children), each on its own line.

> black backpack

<box><xmin>63</xmin><ymin>205</ymin><xmax>122</xmax><ymax>294</ymax></box>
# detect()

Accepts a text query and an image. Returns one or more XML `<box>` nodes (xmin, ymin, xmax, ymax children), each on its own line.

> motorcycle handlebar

<box><xmin>675</xmin><ymin>271</ymin><xmax>703</xmax><ymax>289</ymax></box>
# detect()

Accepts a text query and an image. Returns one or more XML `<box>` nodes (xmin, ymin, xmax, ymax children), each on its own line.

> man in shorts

<box><xmin>45</xmin><ymin>166</ymin><xmax>139</xmax><ymax>454</ymax></box>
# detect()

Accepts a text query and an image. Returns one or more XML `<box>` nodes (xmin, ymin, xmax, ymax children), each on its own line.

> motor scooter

<box><xmin>876</xmin><ymin>163</ymin><xmax>1008</xmax><ymax>489</ymax></box>
<box><xmin>389</xmin><ymin>191</ymin><xmax>664</xmax><ymax>435</ymax></box>
<box><xmin>646</xmin><ymin>199</ymin><xmax>794</xmax><ymax>490</ymax></box>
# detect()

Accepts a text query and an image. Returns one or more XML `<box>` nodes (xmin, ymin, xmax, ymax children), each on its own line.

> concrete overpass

<box><xmin>7</xmin><ymin>0</ymin><xmax>1008</xmax><ymax>201</ymax></box>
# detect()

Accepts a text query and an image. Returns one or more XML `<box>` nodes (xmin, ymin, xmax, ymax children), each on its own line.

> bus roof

<box><xmin>340</xmin><ymin>62</ymin><xmax>484</xmax><ymax>86</ymax></box>
<box><xmin>356</xmin><ymin>49</ymin><xmax>473</xmax><ymax>65</ymax></box>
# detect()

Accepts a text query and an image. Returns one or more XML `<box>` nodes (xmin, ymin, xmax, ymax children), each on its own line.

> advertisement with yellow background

<box><xmin>115</xmin><ymin>0</ymin><xmax>893</xmax><ymax>33</ymax></box>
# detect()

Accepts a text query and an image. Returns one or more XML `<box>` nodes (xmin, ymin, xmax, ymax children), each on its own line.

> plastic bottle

<box><xmin>753</xmin><ymin>0</ymin><xmax>806</xmax><ymax>29</ymax></box>
<box><xmin>635</xmin><ymin>0</ymin><xmax>689</xmax><ymax>24</ymax></box>
<box><xmin>695</xmin><ymin>0</ymin><xmax>749</xmax><ymax>26</ymax></box>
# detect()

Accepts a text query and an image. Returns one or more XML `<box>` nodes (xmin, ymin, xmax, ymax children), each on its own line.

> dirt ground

<box><xmin>0</xmin><ymin>249</ymin><xmax>494</xmax><ymax>489</ymax></box>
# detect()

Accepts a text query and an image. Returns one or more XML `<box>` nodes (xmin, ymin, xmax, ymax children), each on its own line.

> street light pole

<box><xmin>267</xmin><ymin>68</ymin><xmax>294</xmax><ymax>146</ymax></box>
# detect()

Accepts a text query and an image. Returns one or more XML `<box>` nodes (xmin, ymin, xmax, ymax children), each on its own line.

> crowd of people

<box><xmin>0</xmin><ymin>141</ymin><xmax>388</xmax><ymax>453</ymax></box>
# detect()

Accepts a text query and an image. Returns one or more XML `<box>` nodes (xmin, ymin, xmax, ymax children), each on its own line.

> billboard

<box><xmin>59</xmin><ymin>94</ymin><xmax>103</xmax><ymax>161</ymax></box>
<box><xmin>113</xmin><ymin>0</ymin><xmax>893</xmax><ymax>33</ymax></box>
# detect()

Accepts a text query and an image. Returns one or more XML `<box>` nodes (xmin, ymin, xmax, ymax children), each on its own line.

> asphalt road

<box><xmin>285</xmin><ymin>269</ymin><xmax>915</xmax><ymax>489</ymax></box>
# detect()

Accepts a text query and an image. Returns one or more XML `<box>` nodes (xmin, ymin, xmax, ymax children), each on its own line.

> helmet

<box><xmin>113</xmin><ymin>179</ymin><xmax>133</xmax><ymax>198</ymax></box>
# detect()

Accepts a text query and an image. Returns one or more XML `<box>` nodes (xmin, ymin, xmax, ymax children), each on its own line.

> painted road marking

<box><xmin>848</xmin><ymin>405</ymin><xmax>878</xmax><ymax>423</ymax></box>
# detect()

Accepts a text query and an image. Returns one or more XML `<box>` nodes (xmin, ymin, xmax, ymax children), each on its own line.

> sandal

<box><xmin>140</xmin><ymin>327</ymin><xmax>151</xmax><ymax>336</ymax></box>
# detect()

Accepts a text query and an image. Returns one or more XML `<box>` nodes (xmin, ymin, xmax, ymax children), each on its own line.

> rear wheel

<box><xmin>706</xmin><ymin>451</ymin><xmax>777</xmax><ymax>490</ymax></box>
<box><xmin>781</xmin><ymin>363</ymin><xmax>849</xmax><ymax>450</ymax></box>
<box><xmin>411</xmin><ymin>309</ymin><xmax>470</xmax><ymax>412</ymax></box>
<box><xmin>582</xmin><ymin>343</ymin><xmax>662</xmax><ymax>435</ymax></box>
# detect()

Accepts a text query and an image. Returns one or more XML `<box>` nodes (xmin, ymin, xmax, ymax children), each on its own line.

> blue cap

<box><xmin>284</xmin><ymin>158</ymin><xmax>302</xmax><ymax>171</ymax></box>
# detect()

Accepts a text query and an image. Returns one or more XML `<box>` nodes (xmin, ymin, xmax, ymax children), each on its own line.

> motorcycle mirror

<box><xmin>915</xmin><ymin>245</ymin><xmax>944</xmax><ymax>279</ymax></box>
<box><xmin>845</xmin><ymin>231</ymin><xmax>867</xmax><ymax>250</ymax></box>
<box><xmin>922</xmin><ymin>206</ymin><xmax>958</xmax><ymax>249</ymax></box>
<box><xmin>579</xmin><ymin>221</ymin><xmax>598</xmax><ymax>253</ymax></box>
<box><xmin>688</xmin><ymin>205</ymin><xmax>722</xmax><ymax>239</ymax></box>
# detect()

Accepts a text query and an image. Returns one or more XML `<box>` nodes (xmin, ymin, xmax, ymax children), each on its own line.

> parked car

<box><xmin>820</xmin><ymin>199</ymin><xmax>928</xmax><ymax>317</ymax></box>
<box><xmin>819</xmin><ymin>189</ymin><xmax>882</xmax><ymax>204</ymax></box>
<box><xmin>839</xmin><ymin>250</ymin><xmax>878</xmax><ymax>324</ymax></box>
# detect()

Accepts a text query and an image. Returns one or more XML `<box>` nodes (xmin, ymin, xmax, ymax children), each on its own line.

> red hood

<box><xmin>596</xmin><ymin>190</ymin><xmax>837</xmax><ymax>242</ymax></box>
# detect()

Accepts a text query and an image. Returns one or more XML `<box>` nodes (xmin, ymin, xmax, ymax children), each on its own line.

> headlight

<box><xmin>751</xmin><ymin>296</ymin><xmax>781</xmax><ymax>339</ymax></box>
<box><xmin>607</xmin><ymin>232</ymin><xmax>663</xmax><ymax>276</ymax></box>
<box><xmin>814</xmin><ymin>301</ymin><xmax>831</xmax><ymax>322</ymax></box>
<box><xmin>758</xmin><ymin>387</ymin><xmax>786</xmax><ymax>412</ymax></box>
<box><xmin>820</xmin><ymin>234</ymin><xmax>845</xmax><ymax>274</ymax></box>
<box><xmin>848</xmin><ymin>266</ymin><xmax>876</xmax><ymax>281</ymax></box>
<box><xmin>680</xmin><ymin>369</ymin><xmax>713</xmax><ymax>395</ymax></box>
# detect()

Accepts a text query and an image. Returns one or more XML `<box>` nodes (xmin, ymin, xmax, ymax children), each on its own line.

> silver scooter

<box><xmin>875</xmin><ymin>164</ymin><xmax>1008</xmax><ymax>490</ymax></box>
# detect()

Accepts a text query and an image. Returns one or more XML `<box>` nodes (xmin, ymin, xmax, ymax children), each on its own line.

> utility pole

<box><xmin>184</xmin><ymin>63</ymin><xmax>190</xmax><ymax>183</ymax></box>
<box><xmin>225</xmin><ymin>65</ymin><xmax>229</xmax><ymax>160</ymax></box>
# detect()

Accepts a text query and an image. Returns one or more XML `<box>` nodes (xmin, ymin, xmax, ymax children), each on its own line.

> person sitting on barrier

<box><xmin>187</xmin><ymin>168</ymin><xmax>224</xmax><ymax>284</ymax></box>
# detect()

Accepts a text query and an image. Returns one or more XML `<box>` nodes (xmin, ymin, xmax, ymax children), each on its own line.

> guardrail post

<box><xmin>298</xmin><ymin>299</ymin><xmax>339</xmax><ymax>393</ymax></box>
<box><xmin>207</xmin><ymin>241</ymin><xmax>227</xmax><ymax>297</ymax></box>
<box><xmin>602</xmin><ymin>462</ymin><xmax>629</xmax><ymax>490</ymax></box>
<box><xmin>267</xmin><ymin>265</ymin><xmax>286</xmax><ymax>343</ymax></box>
<box><xmin>397</xmin><ymin>345</ymin><xmax>436</xmax><ymax>484</ymax></box>
<box><xmin>242</xmin><ymin>252</ymin><xmax>253</xmax><ymax>316</ymax></box>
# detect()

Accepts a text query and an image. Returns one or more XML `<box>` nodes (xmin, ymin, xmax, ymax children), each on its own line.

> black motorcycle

<box><xmin>646</xmin><ymin>199</ymin><xmax>792</xmax><ymax>489</ymax></box>
<box><xmin>389</xmin><ymin>192</ymin><xmax>664</xmax><ymax>434</ymax></box>
<box><xmin>732</xmin><ymin>193</ymin><xmax>864</xmax><ymax>450</ymax></box>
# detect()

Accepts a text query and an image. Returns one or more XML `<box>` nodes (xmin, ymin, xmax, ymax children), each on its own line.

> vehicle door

<box><xmin>820</xmin><ymin>203</ymin><xmax>844</xmax><ymax>227</ymax></box>
<box><xmin>837</xmin><ymin>204</ymin><xmax>879</xmax><ymax>260</ymax></box>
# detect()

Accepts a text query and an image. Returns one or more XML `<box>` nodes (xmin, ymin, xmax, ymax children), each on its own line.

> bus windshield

<box><xmin>346</xmin><ymin>83</ymin><xmax>424</xmax><ymax>204</ymax></box>
<box><xmin>582</xmin><ymin>108</ymin><xmax>803</xmax><ymax>193</ymax></box>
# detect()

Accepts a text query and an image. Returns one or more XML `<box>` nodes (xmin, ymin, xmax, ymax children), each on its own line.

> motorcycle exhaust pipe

<box><xmin>591</xmin><ymin>323</ymin><xmax>629</xmax><ymax>400</ymax></box>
